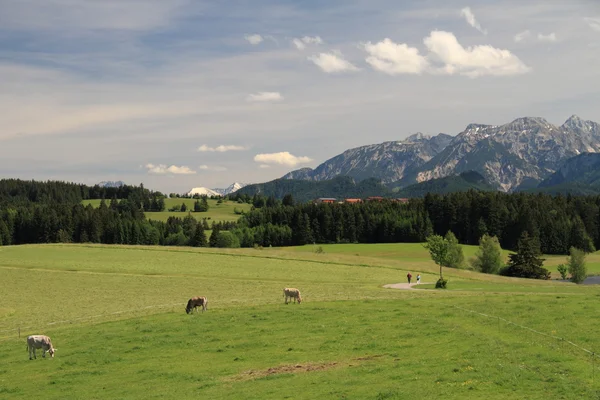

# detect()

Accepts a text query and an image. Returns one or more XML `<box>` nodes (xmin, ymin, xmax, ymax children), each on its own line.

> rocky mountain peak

<box><xmin>405</xmin><ymin>132</ymin><xmax>430</xmax><ymax>142</ymax></box>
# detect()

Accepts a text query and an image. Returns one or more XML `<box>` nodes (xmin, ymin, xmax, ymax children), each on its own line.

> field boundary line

<box><xmin>453</xmin><ymin>305</ymin><xmax>599</xmax><ymax>358</ymax></box>
<box><xmin>0</xmin><ymin>302</ymin><xmax>185</xmax><ymax>341</ymax></box>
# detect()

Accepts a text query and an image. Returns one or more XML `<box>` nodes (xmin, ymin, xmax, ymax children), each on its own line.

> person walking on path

<box><xmin>417</xmin><ymin>274</ymin><xmax>421</xmax><ymax>284</ymax></box>
<box><xmin>407</xmin><ymin>272</ymin><xmax>412</xmax><ymax>284</ymax></box>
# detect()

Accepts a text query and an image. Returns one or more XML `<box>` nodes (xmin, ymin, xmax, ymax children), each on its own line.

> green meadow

<box><xmin>2</xmin><ymin>243</ymin><xmax>600</xmax><ymax>399</ymax></box>
<box><xmin>82</xmin><ymin>198</ymin><xmax>252</xmax><ymax>223</ymax></box>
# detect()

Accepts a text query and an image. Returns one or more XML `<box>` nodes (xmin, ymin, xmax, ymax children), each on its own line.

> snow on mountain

<box><xmin>187</xmin><ymin>187</ymin><xmax>220</xmax><ymax>197</ymax></box>
<box><xmin>187</xmin><ymin>182</ymin><xmax>249</xmax><ymax>197</ymax></box>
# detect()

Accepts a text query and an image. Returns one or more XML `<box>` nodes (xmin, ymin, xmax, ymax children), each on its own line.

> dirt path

<box><xmin>383</xmin><ymin>282</ymin><xmax>425</xmax><ymax>290</ymax></box>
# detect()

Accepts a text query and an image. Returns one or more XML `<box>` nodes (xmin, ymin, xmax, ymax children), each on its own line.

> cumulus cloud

<box><xmin>292</xmin><ymin>35</ymin><xmax>324</xmax><ymax>50</ymax></box>
<box><xmin>514</xmin><ymin>30</ymin><xmax>531</xmax><ymax>42</ymax></box>
<box><xmin>308</xmin><ymin>52</ymin><xmax>359</xmax><ymax>73</ymax></box>
<box><xmin>363</xmin><ymin>31</ymin><xmax>529</xmax><ymax>78</ymax></box>
<box><xmin>537</xmin><ymin>32</ymin><xmax>557</xmax><ymax>42</ymax></box>
<box><xmin>254</xmin><ymin>152</ymin><xmax>312</xmax><ymax>167</ymax></box>
<box><xmin>245</xmin><ymin>34</ymin><xmax>263</xmax><ymax>45</ymax></box>
<box><xmin>423</xmin><ymin>31</ymin><xmax>531</xmax><ymax>77</ymax></box>
<box><xmin>364</xmin><ymin>38</ymin><xmax>429</xmax><ymax>75</ymax></box>
<box><xmin>247</xmin><ymin>92</ymin><xmax>284</xmax><ymax>102</ymax></box>
<box><xmin>146</xmin><ymin>163</ymin><xmax>196</xmax><ymax>175</ymax></box>
<box><xmin>585</xmin><ymin>17</ymin><xmax>600</xmax><ymax>32</ymax></box>
<box><xmin>198</xmin><ymin>165</ymin><xmax>228</xmax><ymax>171</ymax></box>
<box><xmin>197</xmin><ymin>144</ymin><xmax>247</xmax><ymax>152</ymax></box>
<box><xmin>460</xmin><ymin>7</ymin><xmax>487</xmax><ymax>35</ymax></box>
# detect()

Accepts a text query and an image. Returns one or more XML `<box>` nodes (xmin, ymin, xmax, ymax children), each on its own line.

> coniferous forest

<box><xmin>0</xmin><ymin>179</ymin><xmax>598</xmax><ymax>257</ymax></box>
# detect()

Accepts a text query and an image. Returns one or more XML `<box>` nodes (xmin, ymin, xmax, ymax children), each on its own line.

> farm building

<box><xmin>314</xmin><ymin>198</ymin><xmax>337</xmax><ymax>204</ymax></box>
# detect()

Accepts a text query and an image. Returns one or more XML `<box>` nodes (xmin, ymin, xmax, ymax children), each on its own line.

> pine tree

<box><xmin>502</xmin><ymin>231</ymin><xmax>550</xmax><ymax>279</ymax></box>
<box><xmin>191</xmin><ymin>225</ymin><xmax>208</xmax><ymax>247</ymax></box>
<box><xmin>209</xmin><ymin>225</ymin><xmax>220</xmax><ymax>247</ymax></box>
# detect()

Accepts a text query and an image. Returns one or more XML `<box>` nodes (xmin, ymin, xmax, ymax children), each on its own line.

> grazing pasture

<box><xmin>82</xmin><ymin>198</ymin><xmax>251</xmax><ymax>223</ymax></box>
<box><xmin>1</xmin><ymin>243</ymin><xmax>600</xmax><ymax>399</ymax></box>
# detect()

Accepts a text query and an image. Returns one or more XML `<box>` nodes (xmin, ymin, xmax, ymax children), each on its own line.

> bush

<box><xmin>215</xmin><ymin>231</ymin><xmax>240</xmax><ymax>248</ymax></box>
<box><xmin>435</xmin><ymin>278</ymin><xmax>448</xmax><ymax>289</ymax></box>
<box><xmin>314</xmin><ymin>246</ymin><xmax>325</xmax><ymax>254</ymax></box>
<box><xmin>470</xmin><ymin>234</ymin><xmax>503</xmax><ymax>274</ymax></box>
<box><xmin>568</xmin><ymin>247</ymin><xmax>587</xmax><ymax>284</ymax></box>
<box><xmin>557</xmin><ymin>264</ymin><xmax>568</xmax><ymax>280</ymax></box>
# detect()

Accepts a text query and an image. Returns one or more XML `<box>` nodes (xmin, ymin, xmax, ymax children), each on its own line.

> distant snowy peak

<box><xmin>97</xmin><ymin>180</ymin><xmax>125</xmax><ymax>188</ymax></box>
<box><xmin>187</xmin><ymin>182</ymin><xmax>249</xmax><ymax>197</ymax></box>
<box><xmin>187</xmin><ymin>187</ymin><xmax>220</xmax><ymax>197</ymax></box>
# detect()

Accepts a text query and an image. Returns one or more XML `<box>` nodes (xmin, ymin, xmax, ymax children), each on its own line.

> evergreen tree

<box><xmin>209</xmin><ymin>225</ymin><xmax>220</xmax><ymax>247</ymax></box>
<box><xmin>181</xmin><ymin>202</ymin><xmax>187</xmax><ymax>212</ymax></box>
<box><xmin>502</xmin><ymin>231</ymin><xmax>550</xmax><ymax>279</ymax></box>
<box><xmin>282</xmin><ymin>194</ymin><xmax>295</xmax><ymax>207</ymax></box>
<box><xmin>191</xmin><ymin>225</ymin><xmax>208</xmax><ymax>247</ymax></box>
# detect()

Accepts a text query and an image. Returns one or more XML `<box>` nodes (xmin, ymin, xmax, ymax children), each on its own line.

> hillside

<box><xmin>518</xmin><ymin>153</ymin><xmax>600</xmax><ymax>195</ymax></box>
<box><xmin>395</xmin><ymin>171</ymin><xmax>496</xmax><ymax>198</ymax></box>
<box><xmin>282</xmin><ymin>115</ymin><xmax>600</xmax><ymax>192</ymax></box>
<box><xmin>234</xmin><ymin>175</ymin><xmax>392</xmax><ymax>202</ymax></box>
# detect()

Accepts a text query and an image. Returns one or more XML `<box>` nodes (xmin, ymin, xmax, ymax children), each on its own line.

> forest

<box><xmin>0</xmin><ymin>179</ymin><xmax>598</xmax><ymax>256</ymax></box>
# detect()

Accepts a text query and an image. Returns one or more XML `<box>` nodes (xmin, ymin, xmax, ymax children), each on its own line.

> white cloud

<box><xmin>514</xmin><ymin>30</ymin><xmax>531</xmax><ymax>42</ymax></box>
<box><xmin>254</xmin><ymin>152</ymin><xmax>312</xmax><ymax>167</ymax></box>
<box><xmin>292</xmin><ymin>35</ymin><xmax>323</xmax><ymax>50</ymax></box>
<box><xmin>537</xmin><ymin>32</ymin><xmax>557</xmax><ymax>42</ymax></box>
<box><xmin>308</xmin><ymin>52</ymin><xmax>359</xmax><ymax>73</ymax></box>
<box><xmin>423</xmin><ymin>30</ymin><xmax>531</xmax><ymax>78</ymax></box>
<box><xmin>198</xmin><ymin>165</ymin><xmax>228</xmax><ymax>171</ymax></box>
<box><xmin>460</xmin><ymin>7</ymin><xmax>487</xmax><ymax>35</ymax></box>
<box><xmin>258</xmin><ymin>164</ymin><xmax>271</xmax><ymax>169</ymax></box>
<box><xmin>247</xmin><ymin>92</ymin><xmax>284</xmax><ymax>102</ymax></box>
<box><xmin>363</xmin><ymin>38</ymin><xmax>429</xmax><ymax>75</ymax></box>
<box><xmin>244</xmin><ymin>34</ymin><xmax>263</xmax><ymax>45</ymax></box>
<box><xmin>146</xmin><ymin>163</ymin><xmax>196</xmax><ymax>175</ymax></box>
<box><xmin>584</xmin><ymin>17</ymin><xmax>600</xmax><ymax>32</ymax></box>
<box><xmin>197</xmin><ymin>144</ymin><xmax>247</xmax><ymax>152</ymax></box>
<box><xmin>363</xmin><ymin>31</ymin><xmax>529</xmax><ymax>78</ymax></box>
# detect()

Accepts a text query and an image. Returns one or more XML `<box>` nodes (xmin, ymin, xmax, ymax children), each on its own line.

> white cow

<box><xmin>27</xmin><ymin>335</ymin><xmax>56</xmax><ymax>360</ymax></box>
<box><xmin>283</xmin><ymin>288</ymin><xmax>302</xmax><ymax>304</ymax></box>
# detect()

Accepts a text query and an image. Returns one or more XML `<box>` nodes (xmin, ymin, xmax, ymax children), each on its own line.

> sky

<box><xmin>0</xmin><ymin>0</ymin><xmax>599</xmax><ymax>194</ymax></box>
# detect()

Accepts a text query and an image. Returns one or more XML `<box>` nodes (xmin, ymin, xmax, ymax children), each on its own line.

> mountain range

<box><xmin>97</xmin><ymin>181</ymin><xmax>125</xmax><ymax>188</ymax></box>
<box><xmin>282</xmin><ymin>115</ymin><xmax>600</xmax><ymax>192</ymax></box>
<box><xmin>188</xmin><ymin>182</ymin><xmax>248</xmax><ymax>197</ymax></box>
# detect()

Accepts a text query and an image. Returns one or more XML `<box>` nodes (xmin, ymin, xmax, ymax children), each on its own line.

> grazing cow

<box><xmin>27</xmin><ymin>335</ymin><xmax>56</xmax><ymax>360</ymax></box>
<box><xmin>185</xmin><ymin>296</ymin><xmax>208</xmax><ymax>314</ymax></box>
<box><xmin>283</xmin><ymin>288</ymin><xmax>302</xmax><ymax>304</ymax></box>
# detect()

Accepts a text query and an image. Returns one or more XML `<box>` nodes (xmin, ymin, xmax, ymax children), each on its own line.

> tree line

<box><xmin>1</xmin><ymin>179</ymin><xmax>599</xmax><ymax>256</ymax></box>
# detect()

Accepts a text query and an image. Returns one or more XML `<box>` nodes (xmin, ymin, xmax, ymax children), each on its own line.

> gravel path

<box><xmin>383</xmin><ymin>282</ymin><xmax>426</xmax><ymax>290</ymax></box>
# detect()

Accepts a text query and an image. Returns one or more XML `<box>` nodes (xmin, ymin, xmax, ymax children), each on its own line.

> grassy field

<box><xmin>2</xmin><ymin>243</ymin><xmax>600</xmax><ymax>399</ymax></box>
<box><xmin>82</xmin><ymin>198</ymin><xmax>251</xmax><ymax>223</ymax></box>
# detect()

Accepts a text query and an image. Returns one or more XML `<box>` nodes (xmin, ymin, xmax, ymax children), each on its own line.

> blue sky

<box><xmin>0</xmin><ymin>0</ymin><xmax>599</xmax><ymax>193</ymax></box>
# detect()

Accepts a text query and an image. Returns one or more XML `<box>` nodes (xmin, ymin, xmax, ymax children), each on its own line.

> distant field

<box><xmin>1</xmin><ymin>244</ymin><xmax>600</xmax><ymax>398</ymax></box>
<box><xmin>82</xmin><ymin>198</ymin><xmax>251</xmax><ymax>223</ymax></box>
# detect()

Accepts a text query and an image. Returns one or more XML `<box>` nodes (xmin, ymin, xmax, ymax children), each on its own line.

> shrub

<box><xmin>568</xmin><ymin>247</ymin><xmax>587</xmax><ymax>284</ymax></box>
<box><xmin>435</xmin><ymin>278</ymin><xmax>448</xmax><ymax>289</ymax></box>
<box><xmin>215</xmin><ymin>231</ymin><xmax>240</xmax><ymax>248</ymax></box>
<box><xmin>557</xmin><ymin>264</ymin><xmax>568</xmax><ymax>280</ymax></box>
<box><xmin>314</xmin><ymin>246</ymin><xmax>325</xmax><ymax>254</ymax></box>
<box><xmin>470</xmin><ymin>234</ymin><xmax>503</xmax><ymax>274</ymax></box>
